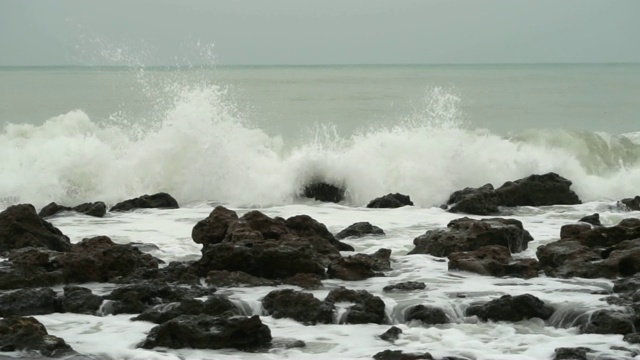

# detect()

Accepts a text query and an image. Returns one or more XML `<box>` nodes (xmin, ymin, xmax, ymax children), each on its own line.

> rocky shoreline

<box><xmin>2</xmin><ymin>172</ymin><xmax>640</xmax><ymax>359</ymax></box>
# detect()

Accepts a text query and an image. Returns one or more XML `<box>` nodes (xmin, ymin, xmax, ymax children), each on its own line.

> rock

<box><xmin>408</xmin><ymin>217</ymin><xmax>533</xmax><ymax>257</ymax></box>
<box><xmin>133</xmin><ymin>296</ymin><xmax>239</xmax><ymax>324</ymax></box>
<box><xmin>110</xmin><ymin>192</ymin><xmax>179</xmax><ymax>212</ymax></box>
<box><xmin>494</xmin><ymin>172</ymin><xmax>581</xmax><ymax>207</ymax></box>
<box><xmin>447</xmin><ymin>184</ymin><xmax>499</xmax><ymax>215</ymax></box>
<box><xmin>404</xmin><ymin>305</ymin><xmax>450</xmax><ymax>325</ymax></box>
<box><xmin>372</xmin><ymin>350</ymin><xmax>434</xmax><ymax>360</ymax></box>
<box><xmin>139</xmin><ymin>315</ymin><xmax>271</xmax><ymax>350</ymax></box>
<box><xmin>559</xmin><ymin>223</ymin><xmax>593</xmax><ymax>240</ymax></box>
<box><xmin>623</xmin><ymin>333</ymin><xmax>640</xmax><ymax>344</ymax></box>
<box><xmin>383</xmin><ymin>281</ymin><xmax>427</xmax><ymax>293</ymax></box>
<box><xmin>466</xmin><ymin>294</ymin><xmax>554</xmax><ymax>322</ymax></box>
<box><xmin>262</xmin><ymin>289</ymin><xmax>334</xmax><ymax>325</ymax></box>
<box><xmin>613</xmin><ymin>274</ymin><xmax>640</xmax><ymax>294</ymax></box>
<box><xmin>206</xmin><ymin>270</ymin><xmax>278</xmax><ymax>287</ymax></box>
<box><xmin>0</xmin><ymin>288</ymin><xmax>59</xmax><ymax>317</ymax></box>
<box><xmin>0</xmin><ymin>204</ymin><xmax>71</xmax><ymax>254</ymax></box>
<box><xmin>282</xmin><ymin>273</ymin><xmax>324</xmax><ymax>289</ymax></box>
<box><xmin>553</xmin><ymin>347</ymin><xmax>592</xmax><ymax>360</ymax></box>
<box><xmin>39</xmin><ymin>202</ymin><xmax>106</xmax><ymax>218</ymax></box>
<box><xmin>0</xmin><ymin>248</ymin><xmax>66</xmax><ymax>290</ymax></box>
<box><xmin>579</xmin><ymin>309</ymin><xmax>635</xmax><ymax>335</ymax></box>
<box><xmin>192</xmin><ymin>206</ymin><xmax>239</xmax><ymax>250</ymax></box>
<box><xmin>327</xmin><ymin>249</ymin><xmax>390</xmax><ymax>281</ymax></box>
<box><xmin>619</xmin><ymin>196</ymin><xmax>640</xmax><ymax>211</ymax></box>
<box><xmin>60</xmin><ymin>286</ymin><xmax>103</xmax><ymax>315</ymax></box>
<box><xmin>285</xmin><ymin>214</ymin><xmax>354</xmax><ymax>252</ymax></box>
<box><xmin>325</xmin><ymin>287</ymin><xmax>386</xmax><ymax>324</ymax></box>
<box><xmin>448</xmin><ymin>245</ymin><xmax>539</xmax><ymax>278</ymax></box>
<box><xmin>335</xmin><ymin>222</ymin><xmax>385</xmax><ymax>240</ymax></box>
<box><xmin>104</xmin><ymin>283</ymin><xmax>214</xmax><ymax>315</ymax></box>
<box><xmin>302</xmin><ymin>182</ymin><xmax>345</xmax><ymax>203</ymax></box>
<box><xmin>0</xmin><ymin>316</ymin><xmax>74</xmax><ymax>357</ymax></box>
<box><xmin>367</xmin><ymin>193</ymin><xmax>413</xmax><ymax>208</ymax></box>
<box><xmin>579</xmin><ymin>213</ymin><xmax>601</xmax><ymax>226</ymax></box>
<box><xmin>379</xmin><ymin>326</ymin><xmax>403</xmax><ymax>343</ymax></box>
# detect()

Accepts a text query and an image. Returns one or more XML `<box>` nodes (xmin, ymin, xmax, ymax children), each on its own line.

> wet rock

<box><xmin>405</xmin><ymin>305</ymin><xmax>450</xmax><ymax>325</ymax></box>
<box><xmin>104</xmin><ymin>283</ymin><xmax>214</xmax><ymax>315</ymax></box>
<box><xmin>0</xmin><ymin>248</ymin><xmax>66</xmax><ymax>290</ymax></box>
<box><xmin>302</xmin><ymin>182</ymin><xmax>345</xmax><ymax>203</ymax></box>
<box><xmin>325</xmin><ymin>287</ymin><xmax>386</xmax><ymax>324</ymax></box>
<box><xmin>282</xmin><ymin>273</ymin><xmax>323</xmax><ymax>289</ymax></box>
<box><xmin>448</xmin><ymin>245</ymin><xmax>539</xmax><ymax>279</ymax></box>
<box><xmin>553</xmin><ymin>347</ymin><xmax>592</xmax><ymax>360</ymax></box>
<box><xmin>447</xmin><ymin>183</ymin><xmax>499</xmax><ymax>215</ymax></box>
<box><xmin>285</xmin><ymin>214</ymin><xmax>354</xmax><ymax>252</ymax></box>
<box><xmin>0</xmin><ymin>288</ymin><xmax>59</xmax><ymax>317</ymax></box>
<box><xmin>559</xmin><ymin>223</ymin><xmax>593</xmax><ymax>240</ymax></box>
<box><xmin>327</xmin><ymin>249</ymin><xmax>391</xmax><ymax>281</ymax></box>
<box><xmin>372</xmin><ymin>350</ymin><xmax>434</xmax><ymax>360</ymax></box>
<box><xmin>139</xmin><ymin>315</ymin><xmax>271</xmax><ymax>350</ymax></box>
<box><xmin>383</xmin><ymin>281</ymin><xmax>427</xmax><ymax>293</ymax></box>
<box><xmin>466</xmin><ymin>294</ymin><xmax>554</xmax><ymax>322</ymax></box>
<box><xmin>206</xmin><ymin>270</ymin><xmax>278</xmax><ymax>287</ymax></box>
<box><xmin>579</xmin><ymin>309</ymin><xmax>635</xmax><ymax>335</ymax></box>
<box><xmin>408</xmin><ymin>217</ymin><xmax>533</xmax><ymax>257</ymax></box>
<box><xmin>379</xmin><ymin>326</ymin><xmax>403</xmax><ymax>343</ymax></box>
<box><xmin>0</xmin><ymin>316</ymin><xmax>74</xmax><ymax>357</ymax></box>
<box><xmin>619</xmin><ymin>196</ymin><xmax>640</xmax><ymax>211</ymax></box>
<box><xmin>133</xmin><ymin>296</ymin><xmax>239</xmax><ymax>324</ymax></box>
<box><xmin>623</xmin><ymin>333</ymin><xmax>640</xmax><ymax>344</ymax></box>
<box><xmin>494</xmin><ymin>172</ymin><xmax>581</xmax><ymax>207</ymax></box>
<box><xmin>0</xmin><ymin>204</ymin><xmax>71</xmax><ymax>254</ymax></box>
<box><xmin>579</xmin><ymin>213</ymin><xmax>601</xmax><ymax>226</ymax></box>
<box><xmin>262</xmin><ymin>289</ymin><xmax>334</xmax><ymax>325</ymax></box>
<box><xmin>367</xmin><ymin>193</ymin><xmax>414</xmax><ymax>208</ymax></box>
<box><xmin>613</xmin><ymin>274</ymin><xmax>640</xmax><ymax>294</ymax></box>
<box><xmin>60</xmin><ymin>286</ymin><xmax>103</xmax><ymax>315</ymax></box>
<box><xmin>110</xmin><ymin>192</ymin><xmax>179</xmax><ymax>212</ymax></box>
<box><xmin>39</xmin><ymin>202</ymin><xmax>106</xmax><ymax>218</ymax></box>
<box><xmin>335</xmin><ymin>222</ymin><xmax>385</xmax><ymax>240</ymax></box>
<box><xmin>192</xmin><ymin>206</ymin><xmax>239</xmax><ymax>249</ymax></box>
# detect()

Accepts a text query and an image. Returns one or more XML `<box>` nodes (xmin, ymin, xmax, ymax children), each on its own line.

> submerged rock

<box><xmin>619</xmin><ymin>196</ymin><xmax>640</xmax><ymax>211</ymax></box>
<box><xmin>372</xmin><ymin>350</ymin><xmax>434</xmax><ymax>360</ymax></box>
<box><xmin>579</xmin><ymin>309</ymin><xmax>635</xmax><ymax>335</ymax></box>
<box><xmin>335</xmin><ymin>222</ymin><xmax>385</xmax><ymax>240</ymax></box>
<box><xmin>379</xmin><ymin>326</ymin><xmax>403</xmax><ymax>343</ymax></box>
<box><xmin>110</xmin><ymin>192</ymin><xmax>179</xmax><ymax>212</ymax></box>
<box><xmin>367</xmin><ymin>193</ymin><xmax>413</xmax><ymax>208</ymax></box>
<box><xmin>325</xmin><ymin>287</ymin><xmax>386</xmax><ymax>325</ymax></box>
<box><xmin>553</xmin><ymin>347</ymin><xmax>592</xmax><ymax>360</ymax></box>
<box><xmin>302</xmin><ymin>182</ymin><xmax>345</xmax><ymax>203</ymax></box>
<box><xmin>579</xmin><ymin>213</ymin><xmax>601</xmax><ymax>226</ymax></box>
<box><xmin>383</xmin><ymin>281</ymin><xmax>427</xmax><ymax>293</ymax></box>
<box><xmin>327</xmin><ymin>248</ymin><xmax>391</xmax><ymax>281</ymax></box>
<box><xmin>104</xmin><ymin>283</ymin><xmax>214</xmax><ymax>315</ymax></box>
<box><xmin>133</xmin><ymin>296</ymin><xmax>239</xmax><ymax>324</ymax></box>
<box><xmin>262</xmin><ymin>289</ymin><xmax>334</xmax><ymax>325</ymax></box>
<box><xmin>466</xmin><ymin>294</ymin><xmax>554</xmax><ymax>322</ymax></box>
<box><xmin>39</xmin><ymin>201</ymin><xmax>107</xmax><ymax>218</ymax></box>
<box><xmin>0</xmin><ymin>204</ymin><xmax>71</xmax><ymax>254</ymax></box>
<box><xmin>404</xmin><ymin>304</ymin><xmax>450</xmax><ymax>325</ymax></box>
<box><xmin>0</xmin><ymin>316</ymin><xmax>74</xmax><ymax>357</ymax></box>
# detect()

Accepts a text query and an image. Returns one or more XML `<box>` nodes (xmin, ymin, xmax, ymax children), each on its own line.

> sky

<box><xmin>1</xmin><ymin>0</ymin><xmax>639</xmax><ymax>66</ymax></box>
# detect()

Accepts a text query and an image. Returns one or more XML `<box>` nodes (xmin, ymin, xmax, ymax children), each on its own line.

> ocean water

<box><xmin>1</xmin><ymin>64</ymin><xmax>640</xmax><ymax>359</ymax></box>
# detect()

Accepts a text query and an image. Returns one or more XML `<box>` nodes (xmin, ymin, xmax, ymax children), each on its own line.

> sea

<box><xmin>1</xmin><ymin>64</ymin><xmax>640</xmax><ymax>359</ymax></box>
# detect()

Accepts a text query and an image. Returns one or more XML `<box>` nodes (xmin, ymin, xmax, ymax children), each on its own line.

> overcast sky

<box><xmin>1</xmin><ymin>0</ymin><xmax>639</xmax><ymax>66</ymax></box>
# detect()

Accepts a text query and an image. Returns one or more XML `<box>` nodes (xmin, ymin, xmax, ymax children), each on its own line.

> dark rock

<box><xmin>39</xmin><ymin>202</ymin><xmax>106</xmax><ymax>218</ymax></box>
<box><xmin>579</xmin><ymin>309</ymin><xmax>635</xmax><ymax>335</ymax></box>
<box><xmin>447</xmin><ymin>183</ymin><xmax>499</xmax><ymax>215</ymax></box>
<box><xmin>553</xmin><ymin>347</ymin><xmax>592</xmax><ymax>360</ymax></box>
<box><xmin>192</xmin><ymin>206</ymin><xmax>239</xmax><ymax>250</ymax></box>
<box><xmin>133</xmin><ymin>296</ymin><xmax>239</xmax><ymax>324</ymax></box>
<box><xmin>405</xmin><ymin>305</ymin><xmax>450</xmax><ymax>324</ymax></box>
<box><xmin>0</xmin><ymin>247</ymin><xmax>66</xmax><ymax>290</ymax></box>
<box><xmin>624</xmin><ymin>333</ymin><xmax>640</xmax><ymax>344</ymax></box>
<box><xmin>559</xmin><ymin>223</ymin><xmax>593</xmax><ymax>240</ymax></box>
<box><xmin>325</xmin><ymin>287</ymin><xmax>386</xmax><ymax>324</ymax></box>
<box><xmin>285</xmin><ymin>214</ymin><xmax>354</xmax><ymax>252</ymax></box>
<box><xmin>383</xmin><ymin>281</ymin><xmax>427</xmax><ymax>292</ymax></box>
<box><xmin>0</xmin><ymin>204</ymin><xmax>71</xmax><ymax>254</ymax></box>
<box><xmin>105</xmin><ymin>283</ymin><xmax>214</xmax><ymax>315</ymax></box>
<box><xmin>613</xmin><ymin>274</ymin><xmax>640</xmax><ymax>294</ymax></box>
<box><xmin>494</xmin><ymin>172</ymin><xmax>581</xmax><ymax>207</ymax></box>
<box><xmin>282</xmin><ymin>273</ymin><xmax>323</xmax><ymax>289</ymax></box>
<box><xmin>327</xmin><ymin>249</ymin><xmax>391</xmax><ymax>281</ymax></box>
<box><xmin>0</xmin><ymin>316</ymin><xmax>74</xmax><ymax>357</ymax></box>
<box><xmin>367</xmin><ymin>193</ymin><xmax>413</xmax><ymax>208</ymax></box>
<box><xmin>448</xmin><ymin>245</ymin><xmax>539</xmax><ymax>278</ymax></box>
<box><xmin>139</xmin><ymin>315</ymin><xmax>271</xmax><ymax>350</ymax></box>
<box><xmin>110</xmin><ymin>192</ymin><xmax>179</xmax><ymax>212</ymax></box>
<box><xmin>0</xmin><ymin>288</ymin><xmax>59</xmax><ymax>317</ymax></box>
<box><xmin>61</xmin><ymin>286</ymin><xmax>103</xmax><ymax>315</ymax></box>
<box><xmin>302</xmin><ymin>182</ymin><xmax>345</xmax><ymax>203</ymax></box>
<box><xmin>38</xmin><ymin>202</ymin><xmax>72</xmax><ymax>218</ymax></box>
<box><xmin>206</xmin><ymin>270</ymin><xmax>279</xmax><ymax>287</ymax></box>
<box><xmin>579</xmin><ymin>213</ymin><xmax>601</xmax><ymax>226</ymax></box>
<box><xmin>372</xmin><ymin>350</ymin><xmax>434</xmax><ymax>360</ymax></box>
<box><xmin>379</xmin><ymin>326</ymin><xmax>403</xmax><ymax>343</ymax></box>
<box><xmin>466</xmin><ymin>294</ymin><xmax>554</xmax><ymax>322</ymax></box>
<box><xmin>619</xmin><ymin>196</ymin><xmax>640</xmax><ymax>211</ymax></box>
<box><xmin>335</xmin><ymin>222</ymin><xmax>385</xmax><ymax>240</ymax></box>
<box><xmin>262</xmin><ymin>289</ymin><xmax>334</xmax><ymax>325</ymax></box>
<box><xmin>408</xmin><ymin>217</ymin><xmax>533</xmax><ymax>257</ymax></box>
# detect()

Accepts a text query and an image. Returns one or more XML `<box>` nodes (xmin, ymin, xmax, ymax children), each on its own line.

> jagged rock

<box><xmin>408</xmin><ymin>217</ymin><xmax>533</xmax><ymax>257</ymax></box>
<box><xmin>285</xmin><ymin>214</ymin><xmax>354</xmax><ymax>252</ymax></box>
<box><xmin>448</xmin><ymin>245</ymin><xmax>539</xmax><ymax>278</ymax></box>
<box><xmin>325</xmin><ymin>287</ymin><xmax>386</xmax><ymax>324</ymax></box>
<box><xmin>302</xmin><ymin>182</ymin><xmax>345</xmax><ymax>203</ymax></box>
<box><xmin>139</xmin><ymin>315</ymin><xmax>271</xmax><ymax>350</ymax></box>
<box><xmin>104</xmin><ymin>283</ymin><xmax>214</xmax><ymax>315</ymax></box>
<box><xmin>624</xmin><ymin>333</ymin><xmax>640</xmax><ymax>344</ymax></box>
<box><xmin>559</xmin><ymin>223</ymin><xmax>593</xmax><ymax>240</ymax></box>
<box><xmin>579</xmin><ymin>309</ymin><xmax>635</xmax><ymax>335</ymax></box>
<box><xmin>206</xmin><ymin>270</ymin><xmax>279</xmax><ymax>287</ymax></box>
<box><xmin>0</xmin><ymin>288</ymin><xmax>59</xmax><ymax>317</ymax></box>
<box><xmin>61</xmin><ymin>286</ymin><xmax>103</xmax><ymax>315</ymax></box>
<box><xmin>466</xmin><ymin>294</ymin><xmax>554</xmax><ymax>322</ymax></box>
<box><xmin>383</xmin><ymin>281</ymin><xmax>427</xmax><ymax>293</ymax></box>
<box><xmin>39</xmin><ymin>202</ymin><xmax>106</xmax><ymax>218</ymax></box>
<box><xmin>110</xmin><ymin>192</ymin><xmax>179</xmax><ymax>212</ymax></box>
<box><xmin>192</xmin><ymin>206</ymin><xmax>239</xmax><ymax>250</ymax></box>
<box><xmin>0</xmin><ymin>204</ymin><xmax>71</xmax><ymax>254</ymax></box>
<box><xmin>133</xmin><ymin>296</ymin><xmax>239</xmax><ymax>324</ymax></box>
<box><xmin>579</xmin><ymin>213</ymin><xmax>601</xmax><ymax>226</ymax></box>
<box><xmin>404</xmin><ymin>305</ymin><xmax>450</xmax><ymax>325</ymax></box>
<box><xmin>619</xmin><ymin>196</ymin><xmax>640</xmax><ymax>211</ymax></box>
<box><xmin>447</xmin><ymin>183</ymin><xmax>498</xmax><ymax>215</ymax></box>
<box><xmin>327</xmin><ymin>249</ymin><xmax>391</xmax><ymax>281</ymax></box>
<box><xmin>367</xmin><ymin>193</ymin><xmax>413</xmax><ymax>208</ymax></box>
<box><xmin>372</xmin><ymin>350</ymin><xmax>434</xmax><ymax>360</ymax></box>
<box><xmin>335</xmin><ymin>222</ymin><xmax>385</xmax><ymax>240</ymax></box>
<box><xmin>282</xmin><ymin>273</ymin><xmax>324</xmax><ymax>289</ymax></box>
<box><xmin>262</xmin><ymin>289</ymin><xmax>334</xmax><ymax>325</ymax></box>
<box><xmin>0</xmin><ymin>316</ymin><xmax>74</xmax><ymax>357</ymax></box>
<box><xmin>379</xmin><ymin>326</ymin><xmax>403</xmax><ymax>343</ymax></box>
<box><xmin>494</xmin><ymin>172</ymin><xmax>581</xmax><ymax>206</ymax></box>
<box><xmin>553</xmin><ymin>347</ymin><xmax>592</xmax><ymax>360</ymax></box>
